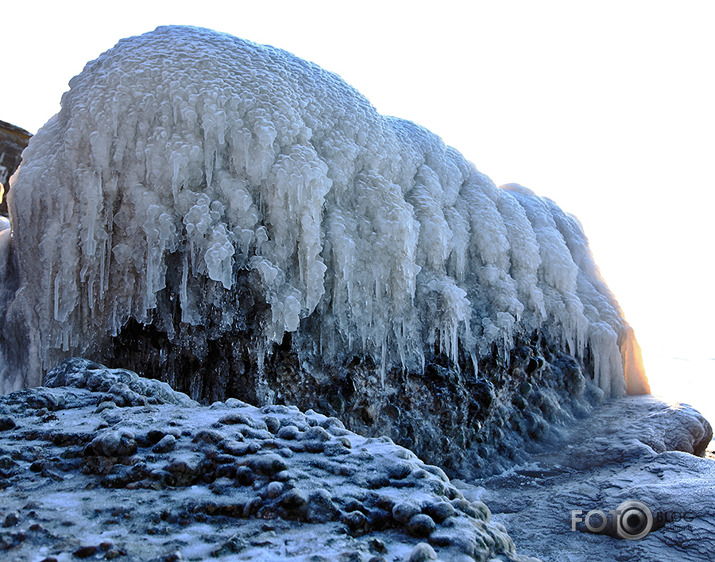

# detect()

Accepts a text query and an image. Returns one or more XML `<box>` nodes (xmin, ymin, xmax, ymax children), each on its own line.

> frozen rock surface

<box><xmin>0</xmin><ymin>24</ymin><xmax>651</xmax><ymax>480</ymax></box>
<box><xmin>4</xmin><ymin>25</ymin><xmax>647</xmax><ymax>406</ymax></box>
<box><xmin>0</xmin><ymin>360</ymin><xmax>536</xmax><ymax>561</ymax></box>
<box><xmin>468</xmin><ymin>397</ymin><xmax>715</xmax><ymax>561</ymax></box>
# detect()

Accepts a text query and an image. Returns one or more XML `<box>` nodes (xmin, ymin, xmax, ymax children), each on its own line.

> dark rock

<box><xmin>249</xmin><ymin>453</ymin><xmax>288</xmax><ymax>476</ymax></box>
<box><xmin>392</xmin><ymin>502</ymin><xmax>420</xmax><ymax>525</ymax></box>
<box><xmin>85</xmin><ymin>430</ymin><xmax>137</xmax><ymax>458</ymax></box>
<box><xmin>2</xmin><ymin>511</ymin><xmax>19</xmax><ymax>527</ymax></box>
<box><xmin>423</xmin><ymin>501</ymin><xmax>456</xmax><ymax>523</ymax></box>
<box><xmin>305</xmin><ymin>489</ymin><xmax>339</xmax><ymax>523</ymax></box>
<box><xmin>73</xmin><ymin>545</ymin><xmax>98</xmax><ymax>558</ymax></box>
<box><xmin>153</xmin><ymin>434</ymin><xmax>176</xmax><ymax>453</ymax></box>
<box><xmin>279</xmin><ymin>488</ymin><xmax>307</xmax><ymax>510</ymax></box>
<box><xmin>235</xmin><ymin>466</ymin><xmax>255</xmax><ymax>486</ymax></box>
<box><xmin>406</xmin><ymin>514</ymin><xmax>436</xmax><ymax>537</ymax></box>
<box><xmin>341</xmin><ymin>510</ymin><xmax>369</xmax><ymax>534</ymax></box>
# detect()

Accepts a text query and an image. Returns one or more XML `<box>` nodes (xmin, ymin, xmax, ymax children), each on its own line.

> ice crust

<box><xmin>3</xmin><ymin>26</ymin><xmax>645</xmax><ymax>396</ymax></box>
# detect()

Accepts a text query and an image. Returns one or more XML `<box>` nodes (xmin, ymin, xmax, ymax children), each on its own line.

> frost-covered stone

<box><xmin>474</xmin><ymin>396</ymin><xmax>715</xmax><ymax>562</ymax></box>
<box><xmin>0</xmin><ymin>364</ymin><xmax>535</xmax><ymax>561</ymax></box>
<box><xmin>1</xmin><ymin>25</ymin><xmax>647</xmax><ymax>405</ymax></box>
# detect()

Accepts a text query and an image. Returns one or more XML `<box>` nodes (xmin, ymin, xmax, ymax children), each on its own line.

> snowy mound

<box><xmin>2</xmin><ymin>25</ymin><xmax>647</xmax><ymax>400</ymax></box>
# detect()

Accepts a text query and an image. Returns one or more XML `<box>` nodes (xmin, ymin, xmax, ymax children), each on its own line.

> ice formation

<box><xmin>1</xmin><ymin>26</ymin><xmax>647</xmax><ymax>399</ymax></box>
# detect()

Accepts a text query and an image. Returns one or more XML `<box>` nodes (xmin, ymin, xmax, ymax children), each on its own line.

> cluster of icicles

<box><xmin>2</xmin><ymin>26</ymin><xmax>646</xmax><ymax>396</ymax></box>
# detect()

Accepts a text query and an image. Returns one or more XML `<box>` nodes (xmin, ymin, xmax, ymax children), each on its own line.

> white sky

<box><xmin>3</xmin><ymin>1</ymin><xmax>715</xmax><ymax>410</ymax></box>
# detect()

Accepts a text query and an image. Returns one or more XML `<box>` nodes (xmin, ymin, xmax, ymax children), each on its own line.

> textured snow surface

<box><xmin>4</xmin><ymin>26</ymin><xmax>645</xmax><ymax>396</ymax></box>
<box><xmin>0</xmin><ymin>359</ymin><xmax>536</xmax><ymax>562</ymax></box>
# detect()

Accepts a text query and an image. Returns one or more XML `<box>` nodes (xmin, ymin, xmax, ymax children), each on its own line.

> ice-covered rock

<box><xmin>473</xmin><ymin>396</ymin><xmax>714</xmax><ymax>561</ymax></box>
<box><xmin>1</xmin><ymin>25</ymin><xmax>647</xmax><ymax>402</ymax></box>
<box><xmin>0</xmin><ymin>360</ymin><xmax>536</xmax><ymax>561</ymax></box>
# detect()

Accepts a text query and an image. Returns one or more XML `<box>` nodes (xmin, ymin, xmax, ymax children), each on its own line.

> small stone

<box><xmin>264</xmin><ymin>416</ymin><xmax>281</xmax><ymax>433</ymax></box>
<box><xmin>220</xmin><ymin>439</ymin><xmax>249</xmax><ymax>456</ymax></box>
<box><xmin>243</xmin><ymin>497</ymin><xmax>262</xmax><ymax>517</ymax></box>
<box><xmin>249</xmin><ymin>454</ymin><xmax>288</xmax><ymax>476</ymax></box>
<box><xmin>363</xmin><ymin>537</ymin><xmax>384</xmax><ymax>555</ymax></box>
<box><xmin>0</xmin><ymin>416</ymin><xmax>16</xmax><ymax>431</ymax></box>
<box><xmin>73</xmin><ymin>545</ymin><xmax>98</xmax><ymax>558</ymax></box>
<box><xmin>0</xmin><ymin>455</ymin><xmax>17</xmax><ymax>470</ymax></box>
<box><xmin>218</xmin><ymin>412</ymin><xmax>265</xmax><ymax>430</ymax></box>
<box><xmin>303</xmin><ymin>440</ymin><xmax>325</xmax><ymax>453</ymax></box>
<box><xmin>192</xmin><ymin>429</ymin><xmax>225</xmax><ymax>444</ymax></box>
<box><xmin>235</xmin><ymin>466</ymin><xmax>255</xmax><ymax>486</ymax></box>
<box><xmin>392</xmin><ymin>501</ymin><xmax>420</xmax><ymax>524</ymax></box>
<box><xmin>385</xmin><ymin>460</ymin><xmax>412</xmax><ymax>480</ymax></box>
<box><xmin>341</xmin><ymin>510</ymin><xmax>368</xmax><ymax>534</ymax></box>
<box><xmin>303</xmin><ymin>426</ymin><xmax>331</xmax><ymax>442</ymax></box>
<box><xmin>424</xmin><ymin>501</ymin><xmax>456</xmax><ymax>523</ymax></box>
<box><xmin>471</xmin><ymin>500</ymin><xmax>491</xmax><ymax>520</ymax></box>
<box><xmin>147</xmin><ymin>429</ymin><xmax>166</xmax><ymax>444</ymax></box>
<box><xmin>94</xmin><ymin>401</ymin><xmax>117</xmax><ymax>413</ymax></box>
<box><xmin>86</xmin><ymin>430</ymin><xmax>137</xmax><ymax>457</ymax></box>
<box><xmin>164</xmin><ymin>553</ymin><xmax>183</xmax><ymax>562</ymax></box>
<box><xmin>277</xmin><ymin>425</ymin><xmax>301</xmax><ymax>440</ymax></box>
<box><xmin>153</xmin><ymin>434</ymin><xmax>176</xmax><ymax>453</ymax></box>
<box><xmin>104</xmin><ymin>549</ymin><xmax>122</xmax><ymax>559</ymax></box>
<box><xmin>305</xmin><ymin>489</ymin><xmax>339</xmax><ymax>523</ymax></box>
<box><xmin>265</xmin><ymin>481</ymin><xmax>284</xmax><ymax>499</ymax></box>
<box><xmin>278</xmin><ymin>447</ymin><xmax>294</xmax><ymax>458</ymax></box>
<box><xmin>279</xmin><ymin>488</ymin><xmax>307</xmax><ymax>510</ymax></box>
<box><xmin>451</xmin><ymin>499</ymin><xmax>479</xmax><ymax>518</ymax></box>
<box><xmin>422</xmin><ymin>465</ymin><xmax>449</xmax><ymax>482</ymax></box>
<box><xmin>211</xmin><ymin>534</ymin><xmax>246</xmax><ymax>556</ymax></box>
<box><xmin>409</xmin><ymin>542</ymin><xmax>437</xmax><ymax>561</ymax></box>
<box><xmin>407</xmin><ymin>514</ymin><xmax>436</xmax><ymax>537</ymax></box>
<box><xmin>274</xmin><ymin>470</ymin><xmax>291</xmax><ymax>482</ymax></box>
<box><xmin>3</xmin><ymin>511</ymin><xmax>19</xmax><ymax>527</ymax></box>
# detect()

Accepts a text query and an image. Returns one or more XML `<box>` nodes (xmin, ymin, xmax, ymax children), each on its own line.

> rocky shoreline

<box><xmin>472</xmin><ymin>396</ymin><xmax>714</xmax><ymax>561</ymax></box>
<box><xmin>1</xmin><ymin>358</ymin><xmax>712</xmax><ymax>561</ymax></box>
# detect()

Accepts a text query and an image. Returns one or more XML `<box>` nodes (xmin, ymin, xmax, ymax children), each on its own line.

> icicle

<box><xmin>2</xmin><ymin>26</ymin><xmax>642</xmax><ymax>398</ymax></box>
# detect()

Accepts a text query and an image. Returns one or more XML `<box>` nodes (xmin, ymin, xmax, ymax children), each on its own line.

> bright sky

<box><xmin>3</xmin><ymin>1</ymin><xmax>714</xmax><ymax>415</ymax></box>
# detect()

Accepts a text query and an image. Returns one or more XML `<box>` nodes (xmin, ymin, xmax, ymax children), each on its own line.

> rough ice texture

<box><xmin>3</xmin><ymin>25</ymin><xmax>646</xmax><ymax>397</ymax></box>
<box><xmin>0</xmin><ymin>360</ymin><xmax>536</xmax><ymax>562</ymax></box>
<box><xmin>0</xmin><ymin>27</ymin><xmax>653</xmax><ymax>479</ymax></box>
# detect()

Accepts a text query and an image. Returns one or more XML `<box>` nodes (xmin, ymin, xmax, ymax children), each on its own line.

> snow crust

<box><xmin>3</xmin><ymin>26</ymin><xmax>645</xmax><ymax>396</ymax></box>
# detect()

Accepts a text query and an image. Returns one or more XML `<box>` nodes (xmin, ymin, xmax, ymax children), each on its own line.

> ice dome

<box><xmin>1</xmin><ymin>26</ymin><xmax>648</xmax><ymax>409</ymax></box>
